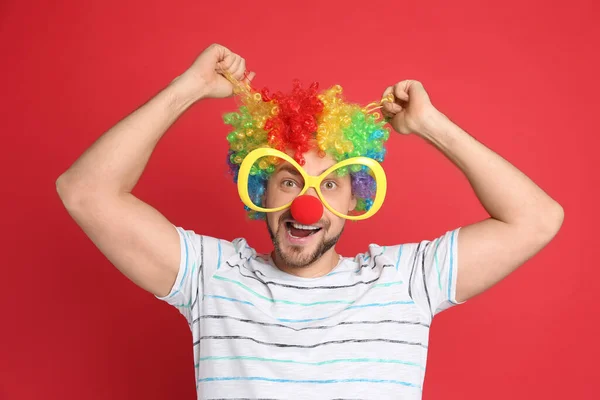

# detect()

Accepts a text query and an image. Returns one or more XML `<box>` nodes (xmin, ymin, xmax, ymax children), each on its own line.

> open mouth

<box><xmin>285</xmin><ymin>221</ymin><xmax>322</xmax><ymax>239</ymax></box>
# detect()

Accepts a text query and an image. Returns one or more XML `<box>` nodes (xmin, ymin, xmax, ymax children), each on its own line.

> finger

<box><xmin>216</xmin><ymin>55</ymin><xmax>233</xmax><ymax>73</ymax></box>
<box><xmin>383</xmin><ymin>84</ymin><xmax>409</xmax><ymax>104</ymax></box>
<box><xmin>382</xmin><ymin>101</ymin><xmax>403</xmax><ymax>114</ymax></box>
<box><xmin>232</xmin><ymin>58</ymin><xmax>246</xmax><ymax>80</ymax></box>
<box><xmin>401</xmin><ymin>79</ymin><xmax>426</xmax><ymax>96</ymax></box>
<box><xmin>382</xmin><ymin>86</ymin><xmax>393</xmax><ymax>99</ymax></box>
<box><xmin>381</xmin><ymin>108</ymin><xmax>394</xmax><ymax>120</ymax></box>
<box><xmin>212</xmin><ymin>44</ymin><xmax>234</xmax><ymax>69</ymax></box>
<box><xmin>217</xmin><ymin>53</ymin><xmax>240</xmax><ymax>75</ymax></box>
<box><xmin>393</xmin><ymin>83</ymin><xmax>410</xmax><ymax>101</ymax></box>
<box><xmin>244</xmin><ymin>71</ymin><xmax>256</xmax><ymax>84</ymax></box>
<box><xmin>229</xmin><ymin>55</ymin><xmax>243</xmax><ymax>74</ymax></box>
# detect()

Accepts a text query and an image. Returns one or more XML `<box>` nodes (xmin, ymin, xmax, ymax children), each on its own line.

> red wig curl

<box><xmin>262</xmin><ymin>80</ymin><xmax>324</xmax><ymax>165</ymax></box>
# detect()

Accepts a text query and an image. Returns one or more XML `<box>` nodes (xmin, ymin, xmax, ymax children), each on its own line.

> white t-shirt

<box><xmin>157</xmin><ymin>226</ymin><xmax>463</xmax><ymax>399</ymax></box>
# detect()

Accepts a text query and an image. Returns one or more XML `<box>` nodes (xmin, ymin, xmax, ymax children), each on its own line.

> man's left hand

<box><xmin>381</xmin><ymin>80</ymin><xmax>441</xmax><ymax>136</ymax></box>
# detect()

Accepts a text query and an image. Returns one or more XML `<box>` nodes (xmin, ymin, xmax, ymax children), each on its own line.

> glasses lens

<box><xmin>321</xmin><ymin>163</ymin><xmax>379</xmax><ymax>217</ymax></box>
<box><xmin>246</xmin><ymin>155</ymin><xmax>304</xmax><ymax>210</ymax></box>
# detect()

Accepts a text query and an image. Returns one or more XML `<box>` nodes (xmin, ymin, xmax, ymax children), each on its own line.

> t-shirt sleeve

<box><xmin>394</xmin><ymin>227</ymin><xmax>464</xmax><ymax>319</ymax></box>
<box><xmin>155</xmin><ymin>226</ymin><xmax>237</xmax><ymax>324</ymax></box>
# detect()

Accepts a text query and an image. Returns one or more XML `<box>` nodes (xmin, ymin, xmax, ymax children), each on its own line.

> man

<box><xmin>56</xmin><ymin>43</ymin><xmax>564</xmax><ymax>399</ymax></box>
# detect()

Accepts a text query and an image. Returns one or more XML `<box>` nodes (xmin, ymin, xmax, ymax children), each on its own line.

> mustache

<box><xmin>278</xmin><ymin>210</ymin><xmax>293</xmax><ymax>226</ymax></box>
<box><xmin>278</xmin><ymin>210</ymin><xmax>330</xmax><ymax>230</ymax></box>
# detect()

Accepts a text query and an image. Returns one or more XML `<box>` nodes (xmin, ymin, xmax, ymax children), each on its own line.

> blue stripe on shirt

<box><xmin>197</xmin><ymin>376</ymin><xmax>421</xmax><ymax>389</ymax></box>
<box><xmin>197</xmin><ymin>355</ymin><xmax>425</xmax><ymax>370</ymax></box>
<box><xmin>395</xmin><ymin>244</ymin><xmax>403</xmax><ymax>271</ymax></box>
<box><xmin>217</xmin><ymin>239</ymin><xmax>222</xmax><ymax>270</ymax></box>
<box><xmin>203</xmin><ymin>294</ymin><xmax>414</xmax><ymax>321</ymax></box>
<box><xmin>448</xmin><ymin>230</ymin><xmax>457</xmax><ymax>303</ymax></box>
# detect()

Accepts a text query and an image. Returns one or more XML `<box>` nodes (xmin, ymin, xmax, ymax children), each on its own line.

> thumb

<box><xmin>382</xmin><ymin>101</ymin><xmax>403</xmax><ymax>114</ymax></box>
<box><xmin>212</xmin><ymin>45</ymin><xmax>235</xmax><ymax>71</ymax></box>
<box><xmin>245</xmin><ymin>71</ymin><xmax>256</xmax><ymax>83</ymax></box>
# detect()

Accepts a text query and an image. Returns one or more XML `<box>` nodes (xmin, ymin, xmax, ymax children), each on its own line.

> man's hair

<box><xmin>223</xmin><ymin>78</ymin><xmax>391</xmax><ymax>219</ymax></box>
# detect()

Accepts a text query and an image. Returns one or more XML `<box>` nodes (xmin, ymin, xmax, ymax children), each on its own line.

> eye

<box><xmin>323</xmin><ymin>180</ymin><xmax>337</xmax><ymax>190</ymax></box>
<box><xmin>281</xmin><ymin>179</ymin><xmax>298</xmax><ymax>188</ymax></box>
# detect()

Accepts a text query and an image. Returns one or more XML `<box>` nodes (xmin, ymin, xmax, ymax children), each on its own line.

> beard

<box><xmin>267</xmin><ymin>211</ymin><xmax>343</xmax><ymax>269</ymax></box>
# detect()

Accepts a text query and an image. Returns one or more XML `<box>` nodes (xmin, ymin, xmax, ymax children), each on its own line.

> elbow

<box><xmin>56</xmin><ymin>173</ymin><xmax>81</xmax><ymax>210</ymax></box>
<box><xmin>536</xmin><ymin>201</ymin><xmax>564</xmax><ymax>241</ymax></box>
<box><xmin>548</xmin><ymin>201</ymin><xmax>564</xmax><ymax>232</ymax></box>
<box><xmin>56</xmin><ymin>173</ymin><xmax>72</xmax><ymax>201</ymax></box>
<box><xmin>56</xmin><ymin>172</ymin><xmax>95</xmax><ymax>211</ymax></box>
<box><xmin>513</xmin><ymin>200</ymin><xmax>564</xmax><ymax>243</ymax></box>
<box><xmin>56</xmin><ymin>173</ymin><xmax>125</xmax><ymax>212</ymax></box>
<box><xmin>553</xmin><ymin>202</ymin><xmax>565</xmax><ymax>232</ymax></box>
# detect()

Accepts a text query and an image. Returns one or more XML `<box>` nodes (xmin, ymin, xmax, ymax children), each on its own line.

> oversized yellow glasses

<box><xmin>237</xmin><ymin>148</ymin><xmax>387</xmax><ymax>220</ymax></box>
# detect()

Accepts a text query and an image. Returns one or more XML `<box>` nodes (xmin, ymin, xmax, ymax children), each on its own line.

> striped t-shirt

<box><xmin>157</xmin><ymin>226</ymin><xmax>463</xmax><ymax>399</ymax></box>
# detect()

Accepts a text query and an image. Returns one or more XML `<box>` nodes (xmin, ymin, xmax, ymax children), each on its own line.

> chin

<box><xmin>277</xmin><ymin>227</ymin><xmax>322</xmax><ymax>264</ymax></box>
<box><xmin>268</xmin><ymin>218</ymin><xmax>343</xmax><ymax>269</ymax></box>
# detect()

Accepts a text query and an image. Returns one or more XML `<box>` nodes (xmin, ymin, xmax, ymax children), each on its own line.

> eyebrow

<box><xmin>275</xmin><ymin>164</ymin><xmax>303</xmax><ymax>177</ymax></box>
<box><xmin>275</xmin><ymin>163</ymin><xmax>332</xmax><ymax>177</ymax></box>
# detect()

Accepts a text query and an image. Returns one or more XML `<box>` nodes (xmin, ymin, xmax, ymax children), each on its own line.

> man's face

<box><xmin>265</xmin><ymin>149</ymin><xmax>357</xmax><ymax>268</ymax></box>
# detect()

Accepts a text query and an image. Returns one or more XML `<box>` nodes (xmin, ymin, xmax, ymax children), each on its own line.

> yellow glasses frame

<box><xmin>237</xmin><ymin>148</ymin><xmax>387</xmax><ymax>221</ymax></box>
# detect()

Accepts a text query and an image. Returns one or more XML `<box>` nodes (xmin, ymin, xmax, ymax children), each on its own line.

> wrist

<box><xmin>413</xmin><ymin>108</ymin><xmax>450</xmax><ymax>140</ymax></box>
<box><xmin>168</xmin><ymin>72</ymin><xmax>207</xmax><ymax>109</ymax></box>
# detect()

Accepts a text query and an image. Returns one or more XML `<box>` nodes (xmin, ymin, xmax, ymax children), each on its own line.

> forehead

<box><xmin>278</xmin><ymin>148</ymin><xmax>338</xmax><ymax>176</ymax></box>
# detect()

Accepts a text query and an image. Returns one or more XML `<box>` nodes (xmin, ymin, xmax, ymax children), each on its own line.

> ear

<box><xmin>349</xmin><ymin>194</ymin><xmax>358</xmax><ymax>211</ymax></box>
<box><xmin>262</xmin><ymin>180</ymin><xmax>270</xmax><ymax>208</ymax></box>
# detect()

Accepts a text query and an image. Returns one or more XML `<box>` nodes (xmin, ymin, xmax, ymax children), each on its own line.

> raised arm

<box><xmin>56</xmin><ymin>44</ymin><xmax>254</xmax><ymax>297</ymax></box>
<box><xmin>382</xmin><ymin>80</ymin><xmax>564</xmax><ymax>303</ymax></box>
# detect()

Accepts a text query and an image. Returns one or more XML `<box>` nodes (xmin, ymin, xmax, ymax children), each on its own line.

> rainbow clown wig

<box><xmin>222</xmin><ymin>70</ymin><xmax>393</xmax><ymax>220</ymax></box>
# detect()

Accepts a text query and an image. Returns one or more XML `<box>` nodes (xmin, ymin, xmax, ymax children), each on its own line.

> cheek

<box><xmin>266</xmin><ymin>212</ymin><xmax>277</xmax><ymax>226</ymax></box>
<box><xmin>329</xmin><ymin>190</ymin><xmax>356</xmax><ymax>211</ymax></box>
<box><xmin>264</xmin><ymin>183</ymin><xmax>284</xmax><ymax>208</ymax></box>
<box><xmin>323</xmin><ymin>209</ymin><xmax>345</xmax><ymax>232</ymax></box>
<box><xmin>266</xmin><ymin>209</ymin><xmax>283</xmax><ymax>230</ymax></box>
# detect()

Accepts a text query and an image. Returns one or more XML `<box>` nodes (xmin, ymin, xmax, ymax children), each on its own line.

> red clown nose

<box><xmin>290</xmin><ymin>195</ymin><xmax>323</xmax><ymax>226</ymax></box>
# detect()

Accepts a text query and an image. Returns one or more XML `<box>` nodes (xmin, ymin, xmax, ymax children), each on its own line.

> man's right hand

<box><xmin>178</xmin><ymin>43</ymin><xmax>256</xmax><ymax>100</ymax></box>
<box><xmin>57</xmin><ymin>43</ymin><xmax>258</xmax><ymax>298</ymax></box>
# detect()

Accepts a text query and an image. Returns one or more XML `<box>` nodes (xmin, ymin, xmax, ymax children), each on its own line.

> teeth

<box><xmin>291</xmin><ymin>222</ymin><xmax>320</xmax><ymax>230</ymax></box>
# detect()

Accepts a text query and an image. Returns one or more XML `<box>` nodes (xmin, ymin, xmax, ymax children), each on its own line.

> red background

<box><xmin>1</xmin><ymin>0</ymin><xmax>598</xmax><ymax>399</ymax></box>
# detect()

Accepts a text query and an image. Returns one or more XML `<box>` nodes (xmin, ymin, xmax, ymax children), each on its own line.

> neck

<box><xmin>271</xmin><ymin>247</ymin><xmax>341</xmax><ymax>278</ymax></box>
